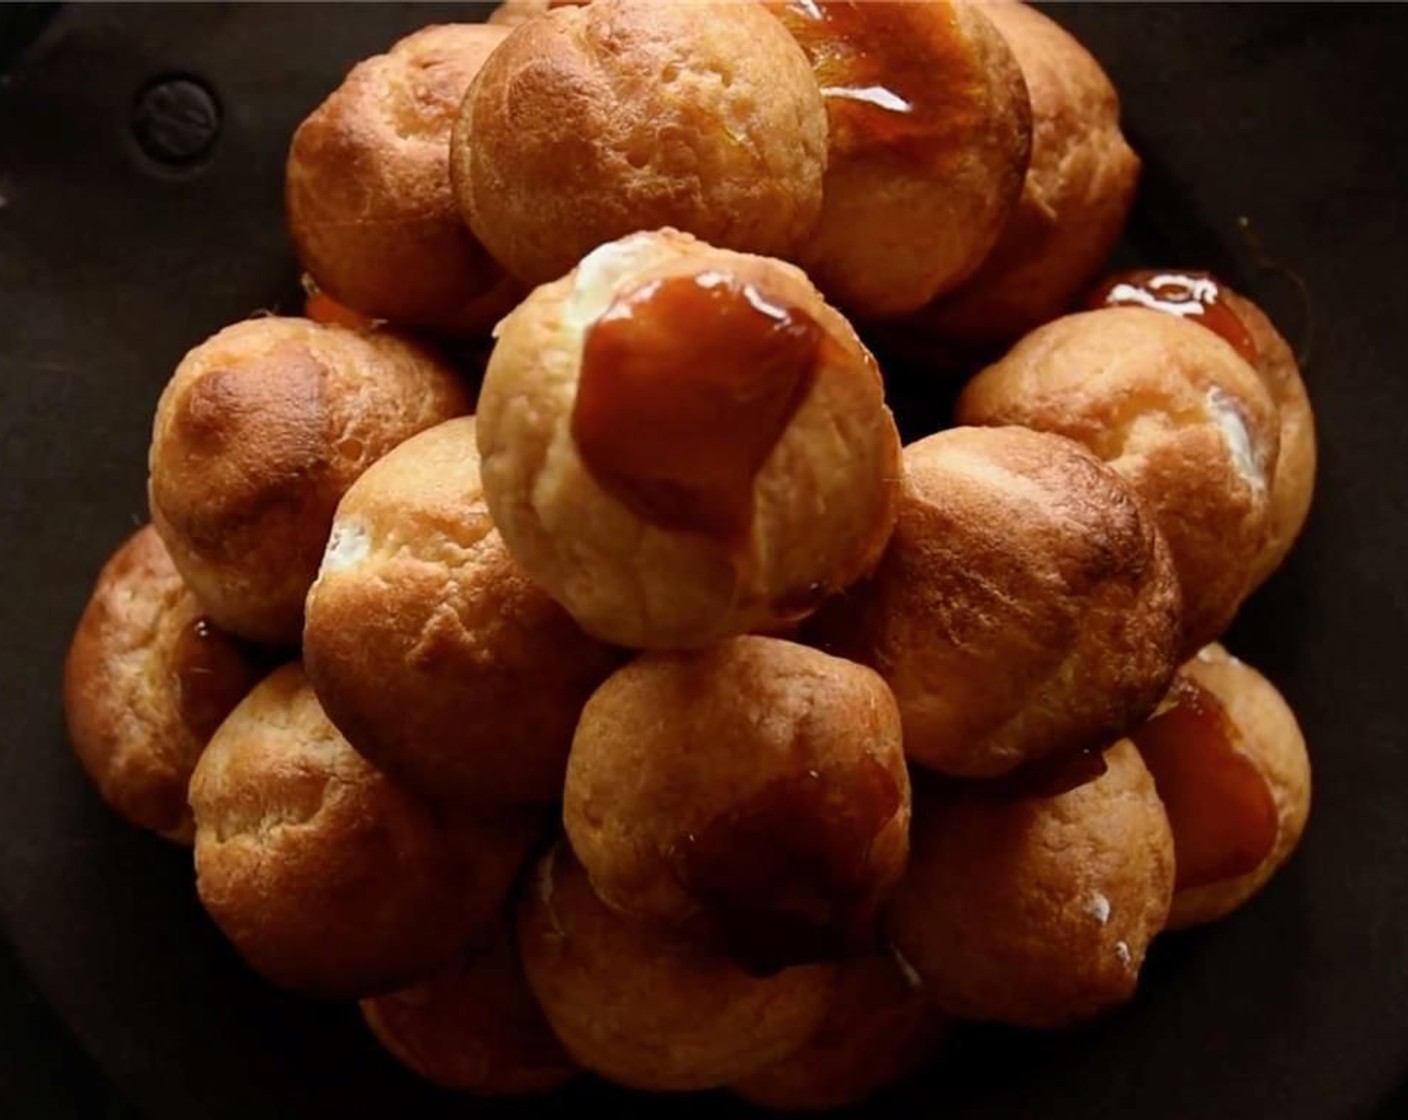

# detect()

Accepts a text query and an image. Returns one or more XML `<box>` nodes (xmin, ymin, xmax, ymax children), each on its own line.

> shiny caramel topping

<box><xmin>671</xmin><ymin>755</ymin><xmax>902</xmax><ymax>976</ymax></box>
<box><xmin>304</xmin><ymin>290</ymin><xmax>374</xmax><ymax>331</ymax></box>
<box><xmin>1131</xmin><ymin>675</ymin><xmax>1279</xmax><ymax>890</ymax></box>
<box><xmin>171</xmin><ymin>617</ymin><xmax>262</xmax><ymax>743</ymax></box>
<box><xmin>573</xmin><ymin>272</ymin><xmax>822</xmax><ymax>545</ymax></box>
<box><xmin>1090</xmin><ymin>270</ymin><xmax>1260</xmax><ymax>365</ymax></box>
<box><xmin>774</xmin><ymin>0</ymin><xmax>977</xmax><ymax>166</ymax></box>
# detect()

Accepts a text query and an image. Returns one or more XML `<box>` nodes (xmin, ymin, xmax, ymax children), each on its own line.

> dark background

<box><xmin>3</xmin><ymin>3</ymin><xmax>1408</xmax><ymax>1118</ymax></box>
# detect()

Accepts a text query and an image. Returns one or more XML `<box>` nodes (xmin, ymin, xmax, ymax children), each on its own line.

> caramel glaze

<box><xmin>671</xmin><ymin>754</ymin><xmax>902</xmax><ymax>976</ymax></box>
<box><xmin>573</xmin><ymin>272</ymin><xmax>823</xmax><ymax>548</ymax></box>
<box><xmin>1089</xmin><ymin>270</ymin><xmax>1260</xmax><ymax>366</ymax></box>
<box><xmin>774</xmin><ymin>0</ymin><xmax>980</xmax><ymax>166</ymax></box>
<box><xmin>171</xmin><ymin>617</ymin><xmax>264</xmax><ymax>743</ymax></box>
<box><xmin>304</xmin><ymin>290</ymin><xmax>374</xmax><ymax>331</ymax></box>
<box><xmin>1130</xmin><ymin>675</ymin><xmax>1279</xmax><ymax>890</ymax></box>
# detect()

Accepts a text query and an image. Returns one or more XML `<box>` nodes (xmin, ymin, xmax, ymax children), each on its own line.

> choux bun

<box><xmin>767</xmin><ymin>0</ymin><xmax>1032</xmax><ymax>319</ymax></box>
<box><xmin>453</xmin><ymin>0</ymin><xmax>828</xmax><ymax>286</ymax></box>
<box><xmin>1131</xmin><ymin>644</ymin><xmax>1310</xmax><ymax>930</ymax></box>
<box><xmin>188</xmin><ymin>663</ymin><xmax>536</xmax><ymax>997</ymax></box>
<box><xmin>808</xmin><ymin>426</ymin><xmax>1181</xmax><ymax>778</ymax></box>
<box><xmin>888</xmin><ymin>741</ymin><xmax>1175</xmax><ymax>1028</ymax></box>
<box><xmin>1089</xmin><ymin>270</ymin><xmax>1316</xmax><ymax>589</ymax></box>
<box><xmin>956</xmin><ymin>306</ymin><xmax>1281</xmax><ymax>653</ymax></box>
<box><xmin>360</xmin><ymin>926</ymin><xmax>577</xmax><ymax>1095</ymax></box>
<box><xmin>63</xmin><ymin>525</ymin><xmax>264</xmax><ymax>843</ymax></box>
<box><xmin>517</xmin><ymin>844</ymin><xmax>838</xmax><ymax>1091</ymax></box>
<box><xmin>286</xmin><ymin>25</ymin><xmax>523</xmax><ymax>335</ymax></box>
<box><xmin>564</xmin><ymin>637</ymin><xmax>909</xmax><ymax>971</ymax></box>
<box><xmin>731</xmin><ymin>951</ymin><xmax>948</xmax><ymax>1110</ymax></box>
<box><xmin>304</xmin><ymin>416</ymin><xmax>625</xmax><ymax>805</ymax></box>
<box><xmin>911</xmin><ymin>0</ymin><xmax>1140</xmax><ymax>342</ymax></box>
<box><xmin>148</xmin><ymin>316</ymin><xmax>469</xmax><ymax>645</ymax></box>
<box><xmin>476</xmin><ymin>228</ymin><xmax>901</xmax><ymax>648</ymax></box>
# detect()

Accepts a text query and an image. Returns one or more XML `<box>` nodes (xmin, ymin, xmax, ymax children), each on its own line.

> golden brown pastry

<box><xmin>286</xmin><ymin>24</ymin><xmax>523</xmax><ymax>336</ymax></box>
<box><xmin>808</xmin><ymin>426</ymin><xmax>1181</xmax><ymax>778</ymax></box>
<box><xmin>360</xmin><ymin>925</ymin><xmax>577</xmax><ymax>1095</ymax></box>
<box><xmin>188</xmin><ymin>663</ymin><xmax>536</xmax><ymax>997</ymax></box>
<box><xmin>1131</xmin><ymin>644</ymin><xmax>1311</xmax><ymax>930</ymax></box>
<box><xmin>148</xmin><ymin>316</ymin><xmax>470</xmax><ymax>645</ymax></box>
<box><xmin>451</xmin><ymin>0</ymin><xmax>828</xmax><ymax>285</ymax></box>
<box><xmin>63</xmin><ymin>525</ymin><xmax>264</xmax><ymax>843</ymax></box>
<box><xmin>888</xmin><ymin>741</ymin><xmax>1175</xmax><ymax>1028</ymax></box>
<box><xmin>956</xmin><ymin>307</ymin><xmax>1281</xmax><ymax>653</ymax></box>
<box><xmin>476</xmin><ymin>228</ymin><xmax>901</xmax><ymax>648</ymax></box>
<box><xmin>564</xmin><ymin>637</ymin><xmax>909</xmax><ymax>970</ymax></box>
<box><xmin>767</xmin><ymin>0</ymin><xmax>1031</xmax><ymax>319</ymax></box>
<box><xmin>1088</xmin><ymin>270</ymin><xmax>1316</xmax><ymax>589</ymax></box>
<box><xmin>730</xmin><ymin>951</ymin><xmax>948</xmax><ymax>1110</ymax></box>
<box><xmin>517</xmin><ymin>844</ymin><xmax>838</xmax><ymax>1091</ymax></box>
<box><xmin>304</xmin><ymin>417</ymin><xmax>624</xmax><ymax>805</ymax></box>
<box><xmin>909</xmin><ymin>0</ymin><xmax>1139</xmax><ymax>343</ymax></box>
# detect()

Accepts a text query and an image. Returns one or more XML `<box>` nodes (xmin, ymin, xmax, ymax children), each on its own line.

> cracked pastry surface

<box><xmin>564</xmin><ymin>636</ymin><xmax>910</xmax><ymax>971</ymax></box>
<box><xmin>475</xmin><ymin>228</ymin><xmax>901</xmax><ymax>649</ymax></box>
<box><xmin>188</xmin><ymin>663</ymin><xmax>536</xmax><ymax>997</ymax></box>
<box><xmin>517</xmin><ymin>843</ymin><xmax>838</xmax><ymax>1091</ymax></box>
<box><xmin>957</xmin><ymin>306</ymin><xmax>1280</xmax><ymax>653</ymax></box>
<box><xmin>452</xmin><ymin>0</ymin><xmax>828</xmax><ymax>284</ymax></box>
<box><xmin>888</xmin><ymin>740</ymin><xmax>1175</xmax><ymax>1028</ymax></box>
<box><xmin>148</xmin><ymin>316</ymin><xmax>470</xmax><ymax>645</ymax></box>
<box><xmin>286</xmin><ymin>24</ymin><xmax>523</xmax><ymax>335</ymax></box>
<box><xmin>767</xmin><ymin>0</ymin><xmax>1032</xmax><ymax>319</ymax></box>
<box><xmin>304</xmin><ymin>416</ymin><xmax>624</xmax><ymax>805</ymax></box>
<box><xmin>63</xmin><ymin>525</ymin><xmax>264</xmax><ymax>843</ymax></box>
<box><xmin>808</xmin><ymin>425</ymin><xmax>1182</xmax><ymax>778</ymax></box>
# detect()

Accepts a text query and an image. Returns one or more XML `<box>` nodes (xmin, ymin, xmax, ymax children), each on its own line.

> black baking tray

<box><xmin>3</xmin><ymin>3</ymin><xmax>1408</xmax><ymax>1118</ymax></box>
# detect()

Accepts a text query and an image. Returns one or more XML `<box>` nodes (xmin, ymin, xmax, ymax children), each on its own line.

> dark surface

<box><xmin>1</xmin><ymin>2</ymin><xmax>1407</xmax><ymax>1118</ymax></box>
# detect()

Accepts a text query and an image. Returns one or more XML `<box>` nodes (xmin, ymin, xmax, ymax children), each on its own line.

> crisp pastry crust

<box><xmin>564</xmin><ymin>636</ymin><xmax>910</xmax><ymax>970</ymax></box>
<box><xmin>910</xmin><ymin>0</ymin><xmax>1140</xmax><ymax>343</ymax></box>
<box><xmin>517</xmin><ymin>844</ymin><xmax>839</xmax><ymax>1092</ymax></box>
<box><xmin>888</xmin><ymin>741</ymin><xmax>1175</xmax><ymax>1028</ymax></box>
<box><xmin>63</xmin><ymin>525</ymin><xmax>263</xmax><ymax>843</ymax></box>
<box><xmin>475</xmin><ymin>228</ymin><xmax>901</xmax><ymax>649</ymax></box>
<box><xmin>148</xmin><ymin>316</ymin><xmax>470</xmax><ymax>645</ymax></box>
<box><xmin>452</xmin><ymin>0</ymin><xmax>829</xmax><ymax>284</ymax></box>
<box><xmin>188</xmin><ymin>663</ymin><xmax>537</xmax><ymax>997</ymax></box>
<box><xmin>1219</xmin><ymin>290</ymin><xmax>1316</xmax><ymax>589</ymax></box>
<box><xmin>957</xmin><ymin>306</ymin><xmax>1281</xmax><ymax>653</ymax></box>
<box><xmin>808</xmin><ymin>425</ymin><xmax>1182</xmax><ymax>778</ymax></box>
<box><xmin>286</xmin><ymin>24</ymin><xmax>523</xmax><ymax>335</ymax></box>
<box><xmin>304</xmin><ymin>416</ymin><xmax>625</xmax><ymax>805</ymax></box>
<box><xmin>1085</xmin><ymin>273</ymin><xmax>1316</xmax><ymax>591</ymax></box>
<box><xmin>768</xmin><ymin>0</ymin><xmax>1032</xmax><ymax>319</ymax></box>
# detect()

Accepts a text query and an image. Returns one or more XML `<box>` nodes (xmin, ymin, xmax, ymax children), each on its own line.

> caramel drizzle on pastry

<box><xmin>1091</xmin><ymin>269</ymin><xmax>1260</xmax><ymax>365</ymax></box>
<box><xmin>573</xmin><ymin>271</ymin><xmax>822</xmax><ymax>547</ymax></box>
<box><xmin>1131</xmin><ymin>674</ymin><xmax>1279</xmax><ymax>890</ymax></box>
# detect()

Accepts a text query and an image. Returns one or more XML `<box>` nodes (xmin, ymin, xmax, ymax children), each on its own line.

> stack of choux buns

<box><xmin>62</xmin><ymin>0</ymin><xmax>1316</xmax><ymax>1109</ymax></box>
